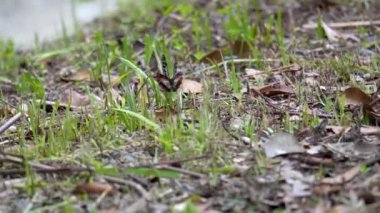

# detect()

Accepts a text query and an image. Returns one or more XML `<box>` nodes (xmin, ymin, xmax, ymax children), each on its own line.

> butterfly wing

<box><xmin>154</xmin><ymin>73</ymin><xmax>172</xmax><ymax>92</ymax></box>
<box><xmin>171</xmin><ymin>71</ymin><xmax>183</xmax><ymax>91</ymax></box>
<box><xmin>154</xmin><ymin>72</ymin><xmax>183</xmax><ymax>92</ymax></box>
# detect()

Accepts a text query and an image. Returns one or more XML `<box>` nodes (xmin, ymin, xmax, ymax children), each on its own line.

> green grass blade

<box><xmin>113</xmin><ymin>108</ymin><xmax>160</xmax><ymax>130</ymax></box>
<box><xmin>119</xmin><ymin>57</ymin><xmax>148</xmax><ymax>79</ymax></box>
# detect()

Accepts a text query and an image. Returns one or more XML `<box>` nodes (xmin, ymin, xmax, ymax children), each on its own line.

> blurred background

<box><xmin>0</xmin><ymin>0</ymin><xmax>119</xmax><ymax>49</ymax></box>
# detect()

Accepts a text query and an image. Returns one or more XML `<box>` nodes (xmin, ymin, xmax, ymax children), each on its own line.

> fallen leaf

<box><xmin>62</xmin><ymin>69</ymin><xmax>92</xmax><ymax>82</ymax></box>
<box><xmin>257</xmin><ymin>83</ymin><xmax>294</xmax><ymax>97</ymax></box>
<box><xmin>245</xmin><ymin>68</ymin><xmax>264</xmax><ymax>78</ymax></box>
<box><xmin>73</xmin><ymin>182</ymin><xmax>114</xmax><ymax>195</ymax></box>
<box><xmin>62</xmin><ymin>69</ymin><xmax>120</xmax><ymax>86</ymax></box>
<box><xmin>313</xmin><ymin>184</ymin><xmax>342</xmax><ymax>196</ymax></box>
<box><xmin>321</xmin><ymin>21</ymin><xmax>360</xmax><ymax>42</ymax></box>
<box><xmin>180</xmin><ymin>79</ymin><xmax>203</xmax><ymax>94</ymax></box>
<box><xmin>199</xmin><ymin>49</ymin><xmax>224</xmax><ymax>64</ymax></box>
<box><xmin>61</xmin><ymin>89</ymin><xmax>101</xmax><ymax>108</ymax></box>
<box><xmin>230</xmin><ymin>40</ymin><xmax>251</xmax><ymax>57</ymax></box>
<box><xmin>263</xmin><ymin>133</ymin><xmax>305</xmax><ymax>158</ymax></box>
<box><xmin>199</xmin><ymin>40</ymin><xmax>252</xmax><ymax>64</ymax></box>
<box><xmin>321</xmin><ymin>21</ymin><xmax>341</xmax><ymax>42</ymax></box>
<box><xmin>343</xmin><ymin>87</ymin><xmax>372</xmax><ymax>106</ymax></box>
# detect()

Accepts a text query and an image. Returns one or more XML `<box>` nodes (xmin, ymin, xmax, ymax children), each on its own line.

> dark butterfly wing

<box><xmin>155</xmin><ymin>55</ymin><xmax>183</xmax><ymax>92</ymax></box>
<box><xmin>171</xmin><ymin>72</ymin><xmax>183</xmax><ymax>91</ymax></box>
<box><xmin>154</xmin><ymin>72</ymin><xmax>183</xmax><ymax>92</ymax></box>
<box><xmin>154</xmin><ymin>73</ymin><xmax>172</xmax><ymax>92</ymax></box>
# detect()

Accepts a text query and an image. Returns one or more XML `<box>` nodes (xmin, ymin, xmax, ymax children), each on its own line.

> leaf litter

<box><xmin>0</xmin><ymin>0</ymin><xmax>380</xmax><ymax>212</ymax></box>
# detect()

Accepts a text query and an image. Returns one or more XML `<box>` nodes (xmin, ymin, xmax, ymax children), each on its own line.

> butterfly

<box><xmin>154</xmin><ymin>56</ymin><xmax>183</xmax><ymax>92</ymax></box>
<box><xmin>154</xmin><ymin>72</ymin><xmax>183</xmax><ymax>92</ymax></box>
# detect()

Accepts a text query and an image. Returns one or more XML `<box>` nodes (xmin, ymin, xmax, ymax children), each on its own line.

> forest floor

<box><xmin>1</xmin><ymin>0</ymin><xmax>380</xmax><ymax>212</ymax></box>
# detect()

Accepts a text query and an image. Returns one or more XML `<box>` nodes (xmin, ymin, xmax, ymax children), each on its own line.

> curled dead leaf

<box><xmin>343</xmin><ymin>87</ymin><xmax>372</xmax><ymax>106</ymax></box>
<box><xmin>61</xmin><ymin>89</ymin><xmax>90</xmax><ymax>107</ymax></box>
<box><xmin>61</xmin><ymin>89</ymin><xmax>101</xmax><ymax>108</ymax></box>
<box><xmin>180</xmin><ymin>79</ymin><xmax>203</xmax><ymax>94</ymax></box>
<box><xmin>199</xmin><ymin>40</ymin><xmax>252</xmax><ymax>64</ymax></box>
<box><xmin>73</xmin><ymin>182</ymin><xmax>114</xmax><ymax>195</ymax></box>
<box><xmin>313</xmin><ymin>184</ymin><xmax>342</xmax><ymax>196</ymax></box>
<box><xmin>258</xmin><ymin>83</ymin><xmax>294</xmax><ymax>97</ymax></box>
<box><xmin>62</xmin><ymin>69</ymin><xmax>92</xmax><ymax>82</ymax></box>
<box><xmin>230</xmin><ymin>40</ymin><xmax>251</xmax><ymax>57</ymax></box>
<box><xmin>199</xmin><ymin>49</ymin><xmax>223</xmax><ymax>64</ymax></box>
<box><xmin>62</xmin><ymin>69</ymin><xmax>120</xmax><ymax>86</ymax></box>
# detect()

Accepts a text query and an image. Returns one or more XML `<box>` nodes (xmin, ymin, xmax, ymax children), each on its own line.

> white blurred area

<box><xmin>0</xmin><ymin>0</ymin><xmax>119</xmax><ymax>49</ymax></box>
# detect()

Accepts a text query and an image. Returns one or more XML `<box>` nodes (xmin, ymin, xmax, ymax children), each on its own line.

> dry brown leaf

<box><xmin>343</xmin><ymin>87</ymin><xmax>372</xmax><ymax>106</ymax></box>
<box><xmin>63</xmin><ymin>69</ymin><xmax>92</xmax><ymax>82</ymax></box>
<box><xmin>61</xmin><ymin>89</ymin><xmax>101</xmax><ymax>107</ymax></box>
<box><xmin>230</xmin><ymin>40</ymin><xmax>251</xmax><ymax>57</ymax></box>
<box><xmin>245</xmin><ymin>64</ymin><xmax>301</xmax><ymax>79</ymax></box>
<box><xmin>199</xmin><ymin>49</ymin><xmax>223</xmax><ymax>64</ymax></box>
<box><xmin>61</xmin><ymin>89</ymin><xmax>90</xmax><ymax>107</ymax></box>
<box><xmin>199</xmin><ymin>40</ymin><xmax>252</xmax><ymax>64</ymax></box>
<box><xmin>180</xmin><ymin>79</ymin><xmax>203</xmax><ymax>94</ymax></box>
<box><xmin>313</xmin><ymin>184</ymin><xmax>342</xmax><ymax>196</ymax></box>
<box><xmin>258</xmin><ymin>83</ymin><xmax>294</xmax><ymax>97</ymax></box>
<box><xmin>62</xmin><ymin>69</ymin><xmax>120</xmax><ymax>86</ymax></box>
<box><xmin>73</xmin><ymin>182</ymin><xmax>114</xmax><ymax>195</ymax></box>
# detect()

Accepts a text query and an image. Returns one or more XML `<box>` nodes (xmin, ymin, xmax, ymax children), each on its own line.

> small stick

<box><xmin>0</xmin><ymin>167</ymin><xmax>89</xmax><ymax>176</ymax></box>
<box><xmin>303</xmin><ymin>20</ymin><xmax>380</xmax><ymax>29</ymax></box>
<box><xmin>157</xmin><ymin>165</ymin><xmax>206</xmax><ymax>179</ymax></box>
<box><xmin>0</xmin><ymin>151</ymin><xmax>54</xmax><ymax>170</ymax></box>
<box><xmin>103</xmin><ymin>175</ymin><xmax>150</xmax><ymax>199</ymax></box>
<box><xmin>0</xmin><ymin>112</ymin><xmax>23</xmax><ymax>135</ymax></box>
<box><xmin>193</xmin><ymin>58</ymin><xmax>281</xmax><ymax>76</ymax></box>
<box><xmin>134</xmin><ymin>154</ymin><xmax>209</xmax><ymax>168</ymax></box>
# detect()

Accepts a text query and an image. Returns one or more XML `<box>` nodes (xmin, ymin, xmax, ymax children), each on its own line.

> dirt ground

<box><xmin>1</xmin><ymin>0</ymin><xmax>380</xmax><ymax>212</ymax></box>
